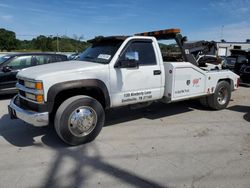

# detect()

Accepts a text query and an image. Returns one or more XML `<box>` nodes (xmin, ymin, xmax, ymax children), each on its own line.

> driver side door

<box><xmin>109</xmin><ymin>39</ymin><xmax>163</xmax><ymax>107</ymax></box>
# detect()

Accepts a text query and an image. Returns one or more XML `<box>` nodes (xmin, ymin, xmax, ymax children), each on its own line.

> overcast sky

<box><xmin>0</xmin><ymin>0</ymin><xmax>249</xmax><ymax>42</ymax></box>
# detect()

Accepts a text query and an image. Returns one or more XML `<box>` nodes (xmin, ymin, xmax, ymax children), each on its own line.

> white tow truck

<box><xmin>8</xmin><ymin>29</ymin><xmax>240</xmax><ymax>145</ymax></box>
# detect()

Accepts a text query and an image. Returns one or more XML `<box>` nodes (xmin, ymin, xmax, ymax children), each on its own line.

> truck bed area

<box><xmin>163</xmin><ymin>62</ymin><xmax>239</xmax><ymax>102</ymax></box>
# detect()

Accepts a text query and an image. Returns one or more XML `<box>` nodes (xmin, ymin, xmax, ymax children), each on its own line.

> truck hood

<box><xmin>17</xmin><ymin>60</ymin><xmax>106</xmax><ymax>80</ymax></box>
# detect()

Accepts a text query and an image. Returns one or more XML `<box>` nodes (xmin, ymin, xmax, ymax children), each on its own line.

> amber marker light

<box><xmin>35</xmin><ymin>82</ymin><xmax>43</xmax><ymax>90</ymax></box>
<box><xmin>36</xmin><ymin>95</ymin><xmax>44</xmax><ymax>103</ymax></box>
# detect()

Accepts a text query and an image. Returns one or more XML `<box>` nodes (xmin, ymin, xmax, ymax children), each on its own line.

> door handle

<box><xmin>153</xmin><ymin>70</ymin><xmax>161</xmax><ymax>75</ymax></box>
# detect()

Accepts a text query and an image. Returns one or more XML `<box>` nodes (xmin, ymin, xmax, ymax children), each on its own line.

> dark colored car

<box><xmin>226</xmin><ymin>49</ymin><xmax>250</xmax><ymax>83</ymax></box>
<box><xmin>0</xmin><ymin>53</ymin><xmax>67</xmax><ymax>94</ymax></box>
<box><xmin>235</xmin><ymin>59</ymin><xmax>250</xmax><ymax>84</ymax></box>
<box><xmin>239</xmin><ymin>63</ymin><xmax>250</xmax><ymax>83</ymax></box>
<box><xmin>222</xmin><ymin>57</ymin><xmax>237</xmax><ymax>70</ymax></box>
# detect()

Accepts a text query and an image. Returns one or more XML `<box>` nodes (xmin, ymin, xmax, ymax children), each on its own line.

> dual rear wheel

<box><xmin>199</xmin><ymin>81</ymin><xmax>231</xmax><ymax>110</ymax></box>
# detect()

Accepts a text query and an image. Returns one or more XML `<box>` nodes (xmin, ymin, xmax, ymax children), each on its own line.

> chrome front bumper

<box><xmin>8</xmin><ymin>96</ymin><xmax>49</xmax><ymax>127</ymax></box>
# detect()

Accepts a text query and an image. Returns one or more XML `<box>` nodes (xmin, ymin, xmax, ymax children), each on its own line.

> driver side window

<box><xmin>120</xmin><ymin>41</ymin><xmax>157</xmax><ymax>65</ymax></box>
<box><xmin>8</xmin><ymin>56</ymin><xmax>32</xmax><ymax>69</ymax></box>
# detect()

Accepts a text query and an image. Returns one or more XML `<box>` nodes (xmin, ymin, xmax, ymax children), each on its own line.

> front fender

<box><xmin>46</xmin><ymin>79</ymin><xmax>110</xmax><ymax>112</ymax></box>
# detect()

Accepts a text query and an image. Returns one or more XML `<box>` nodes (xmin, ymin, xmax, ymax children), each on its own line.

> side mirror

<box><xmin>125</xmin><ymin>51</ymin><xmax>139</xmax><ymax>61</ymax></box>
<box><xmin>116</xmin><ymin>59</ymin><xmax>139</xmax><ymax>68</ymax></box>
<box><xmin>115</xmin><ymin>51</ymin><xmax>139</xmax><ymax>68</ymax></box>
<box><xmin>2</xmin><ymin>66</ymin><xmax>12</xmax><ymax>73</ymax></box>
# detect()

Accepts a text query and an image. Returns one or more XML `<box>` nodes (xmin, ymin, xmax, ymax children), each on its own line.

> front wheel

<box><xmin>207</xmin><ymin>81</ymin><xmax>231</xmax><ymax>110</ymax></box>
<box><xmin>54</xmin><ymin>95</ymin><xmax>105</xmax><ymax>145</ymax></box>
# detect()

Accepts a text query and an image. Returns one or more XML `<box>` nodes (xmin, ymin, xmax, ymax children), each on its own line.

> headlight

<box><xmin>23</xmin><ymin>80</ymin><xmax>44</xmax><ymax>103</ymax></box>
<box><xmin>24</xmin><ymin>81</ymin><xmax>43</xmax><ymax>90</ymax></box>
<box><xmin>25</xmin><ymin>93</ymin><xmax>44</xmax><ymax>103</ymax></box>
<box><xmin>25</xmin><ymin>93</ymin><xmax>36</xmax><ymax>101</ymax></box>
<box><xmin>24</xmin><ymin>81</ymin><xmax>35</xmax><ymax>89</ymax></box>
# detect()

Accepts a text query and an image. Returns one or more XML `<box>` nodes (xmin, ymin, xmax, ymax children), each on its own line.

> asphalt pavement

<box><xmin>0</xmin><ymin>87</ymin><xmax>249</xmax><ymax>188</ymax></box>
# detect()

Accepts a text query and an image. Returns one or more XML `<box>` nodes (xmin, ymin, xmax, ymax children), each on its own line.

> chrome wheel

<box><xmin>68</xmin><ymin>106</ymin><xmax>97</xmax><ymax>137</ymax></box>
<box><xmin>217</xmin><ymin>87</ymin><xmax>228</xmax><ymax>105</ymax></box>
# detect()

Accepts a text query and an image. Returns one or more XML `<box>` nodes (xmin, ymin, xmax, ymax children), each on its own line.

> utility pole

<box><xmin>56</xmin><ymin>34</ymin><xmax>59</xmax><ymax>52</ymax></box>
<box><xmin>220</xmin><ymin>25</ymin><xmax>224</xmax><ymax>41</ymax></box>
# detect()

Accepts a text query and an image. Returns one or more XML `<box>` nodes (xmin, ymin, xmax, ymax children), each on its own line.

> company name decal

<box><xmin>122</xmin><ymin>91</ymin><xmax>152</xmax><ymax>103</ymax></box>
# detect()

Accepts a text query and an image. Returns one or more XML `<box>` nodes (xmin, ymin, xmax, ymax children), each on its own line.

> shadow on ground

<box><xmin>0</xmin><ymin>116</ymin><xmax>167</xmax><ymax>187</ymax></box>
<box><xmin>0</xmin><ymin>100</ymin><xmax>205</xmax><ymax>148</ymax></box>
<box><xmin>0</xmin><ymin>114</ymin><xmax>57</xmax><ymax>147</ymax></box>
<box><xmin>0</xmin><ymin>101</ymin><xmax>248</xmax><ymax>187</ymax></box>
<box><xmin>39</xmin><ymin>141</ymin><xmax>167</xmax><ymax>188</ymax></box>
<box><xmin>1</xmin><ymin>102</ymin><xmax>178</xmax><ymax>187</ymax></box>
<box><xmin>105</xmin><ymin>100</ymin><xmax>210</xmax><ymax>127</ymax></box>
<box><xmin>0</xmin><ymin>94</ymin><xmax>15</xmax><ymax>101</ymax></box>
<box><xmin>227</xmin><ymin>105</ymin><xmax>250</xmax><ymax>123</ymax></box>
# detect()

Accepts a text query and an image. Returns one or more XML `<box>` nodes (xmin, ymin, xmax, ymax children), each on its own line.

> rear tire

<box><xmin>54</xmin><ymin>95</ymin><xmax>105</xmax><ymax>145</ymax></box>
<box><xmin>207</xmin><ymin>81</ymin><xmax>231</xmax><ymax>110</ymax></box>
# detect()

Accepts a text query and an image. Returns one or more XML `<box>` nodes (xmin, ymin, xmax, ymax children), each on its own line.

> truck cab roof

<box><xmin>87</xmin><ymin>36</ymin><xmax>129</xmax><ymax>44</ymax></box>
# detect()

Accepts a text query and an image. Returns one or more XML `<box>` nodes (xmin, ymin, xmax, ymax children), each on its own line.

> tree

<box><xmin>0</xmin><ymin>29</ymin><xmax>90</xmax><ymax>52</ymax></box>
<box><xmin>0</xmin><ymin>28</ymin><xmax>18</xmax><ymax>51</ymax></box>
<box><xmin>33</xmin><ymin>35</ymin><xmax>53</xmax><ymax>51</ymax></box>
<box><xmin>73</xmin><ymin>34</ymin><xmax>85</xmax><ymax>52</ymax></box>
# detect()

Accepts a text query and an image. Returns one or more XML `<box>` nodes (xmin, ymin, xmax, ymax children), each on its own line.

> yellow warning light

<box><xmin>162</xmin><ymin>28</ymin><xmax>180</xmax><ymax>34</ymax></box>
<box><xmin>135</xmin><ymin>28</ymin><xmax>181</xmax><ymax>40</ymax></box>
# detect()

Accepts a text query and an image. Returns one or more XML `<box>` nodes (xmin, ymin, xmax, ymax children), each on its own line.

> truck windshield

<box><xmin>78</xmin><ymin>40</ymin><xmax>123</xmax><ymax>64</ymax></box>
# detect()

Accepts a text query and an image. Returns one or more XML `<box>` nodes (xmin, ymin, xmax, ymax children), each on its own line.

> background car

<box><xmin>0</xmin><ymin>53</ymin><xmax>68</xmax><ymax>94</ymax></box>
<box><xmin>67</xmin><ymin>53</ymin><xmax>80</xmax><ymax>60</ymax></box>
<box><xmin>239</xmin><ymin>62</ymin><xmax>250</xmax><ymax>83</ymax></box>
<box><xmin>222</xmin><ymin>49</ymin><xmax>250</xmax><ymax>83</ymax></box>
<box><xmin>222</xmin><ymin>57</ymin><xmax>237</xmax><ymax>70</ymax></box>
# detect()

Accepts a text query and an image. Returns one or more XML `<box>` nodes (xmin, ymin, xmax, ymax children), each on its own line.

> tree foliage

<box><xmin>22</xmin><ymin>35</ymin><xmax>90</xmax><ymax>52</ymax></box>
<box><xmin>0</xmin><ymin>28</ymin><xmax>90</xmax><ymax>52</ymax></box>
<box><xmin>158</xmin><ymin>43</ymin><xmax>180</xmax><ymax>53</ymax></box>
<box><xmin>0</xmin><ymin>28</ymin><xmax>18</xmax><ymax>51</ymax></box>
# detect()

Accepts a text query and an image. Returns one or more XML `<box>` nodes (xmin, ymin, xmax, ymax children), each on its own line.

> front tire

<box><xmin>207</xmin><ymin>81</ymin><xmax>231</xmax><ymax>110</ymax></box>
<box><xmin>54</xmin><ymin>95</ymin><xmax>105</xmax><ymax>145</ymax></box>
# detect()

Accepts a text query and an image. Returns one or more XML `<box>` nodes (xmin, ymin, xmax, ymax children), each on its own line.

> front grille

<box><xmin>19</xmin><ymin>97</ymin><xmax>31</xmax><ymax>111</ymax></box>
<box><xmin>18</xmin><ymin>79</ymin><xmax>25</xmax><ymax>86</ymax></box>
<box><xmin>19</xmin><ymin>90</ymin><xmax>25</xmax><ymax>98</ymax></box>
<box><xmin>18</xmin><ymin>96</ymin><xmax>47</xmax><ymax>112</ymax></box>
